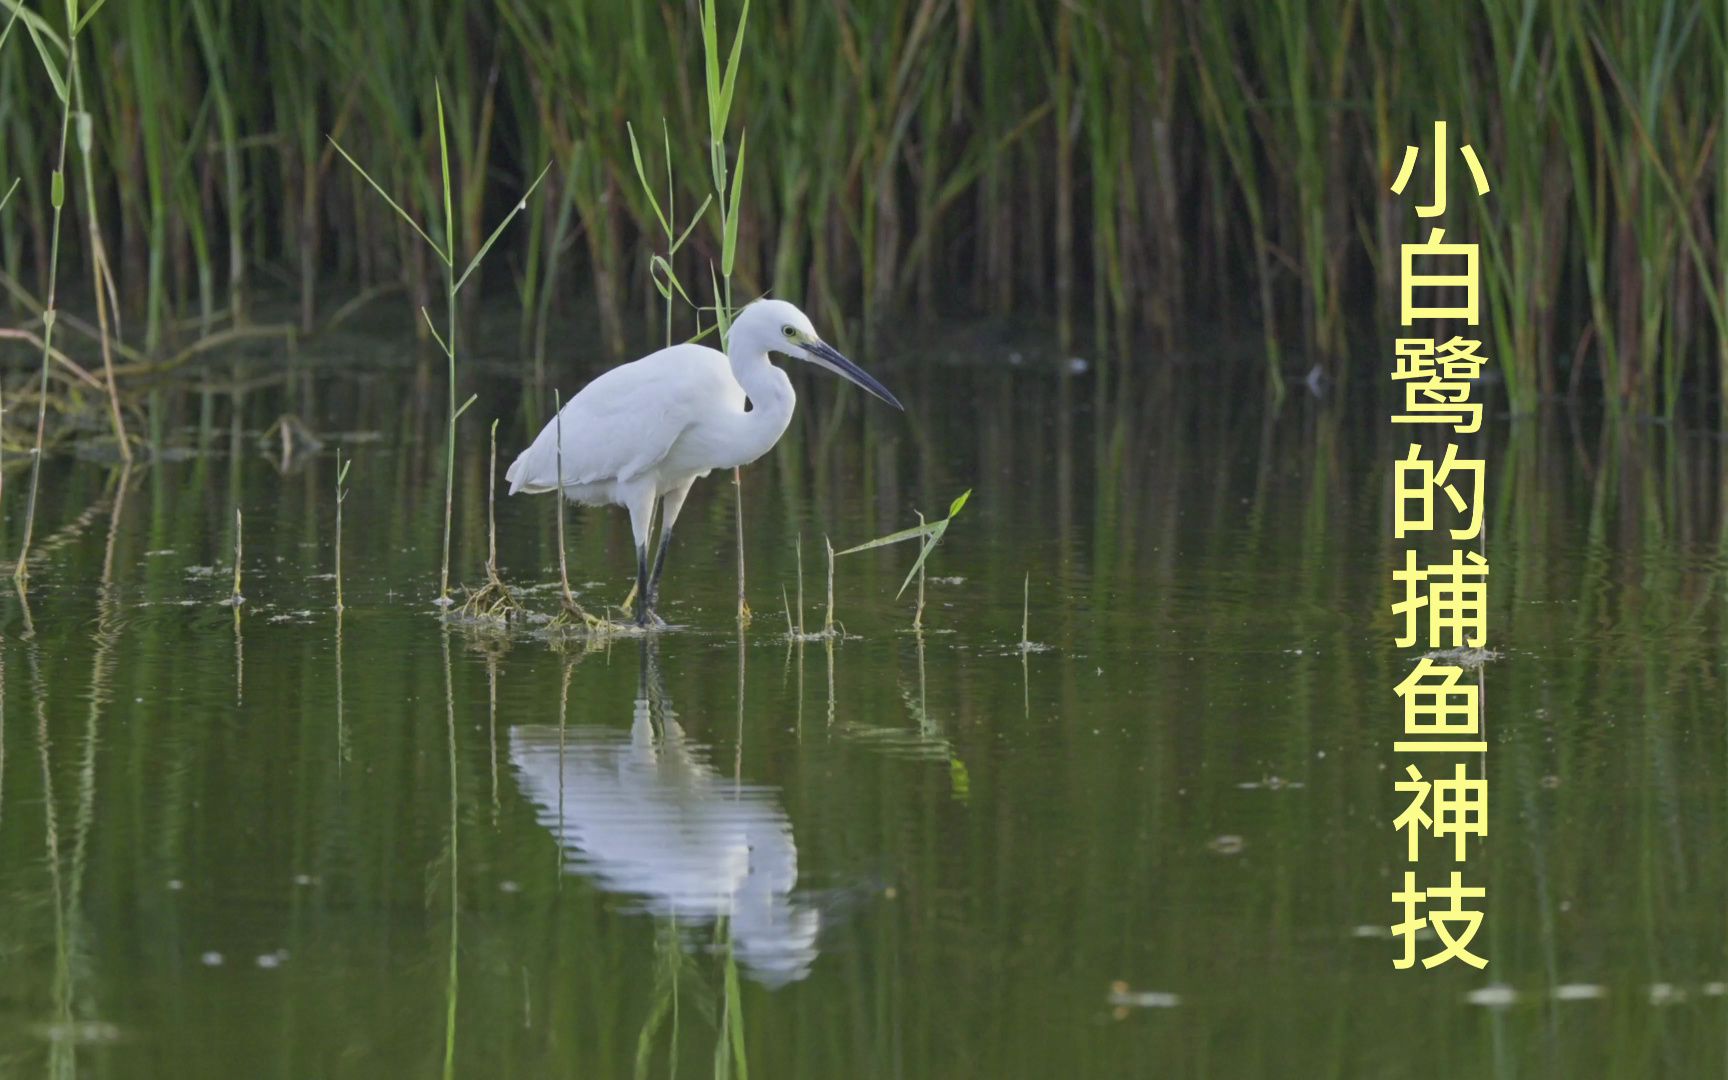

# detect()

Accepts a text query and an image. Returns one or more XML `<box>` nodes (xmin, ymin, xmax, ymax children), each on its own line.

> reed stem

<box><xmin>15</xmin><ymin>7</ymin><xmax>80</xmax><ymax>582</ymax></box>
<box><xmin>552</xmin><ymin>389</ymin><xmax>580</xmax><ymax>615</ymax></box>
<box><xmin>231</xmin><ymin>507</ymin><xmax>244</xmax><ymax>605</ymax></box>
<box><xmin>824</xmin><ymin>536</ymin><xmax>835</xmax><ymax>637</ymax></box>
<box><xmin>335</xmin><ymin>451</ymin><xmax>351</xmax><ymax>613</ymax></box>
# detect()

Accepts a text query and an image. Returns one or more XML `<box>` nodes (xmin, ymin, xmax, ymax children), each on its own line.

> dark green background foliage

<box><xmin>2</xmin><ymin>0</ymin><xmax>1726</xmax><ymax>411</ymax></box>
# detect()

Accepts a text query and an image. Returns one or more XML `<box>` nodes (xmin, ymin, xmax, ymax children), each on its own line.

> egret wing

<box><xmin>506</xmin><ymin>345</ymin><xmax>733</xmax><ymax>494</ymax></box>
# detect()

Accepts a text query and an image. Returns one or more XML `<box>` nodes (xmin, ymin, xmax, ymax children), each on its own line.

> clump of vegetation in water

<box><xmin>458</xmin><ymin>420</ymin><xmax>527</xmax><ymax>627</ymax></box>
<box><xmin>781</xmin><ymin>536</ymin><xmax>847</xmax><ymax>642</ymax></box>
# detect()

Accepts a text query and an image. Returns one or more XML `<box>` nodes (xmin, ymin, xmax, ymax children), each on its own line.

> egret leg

<box><xmin>645</xmin><ymin>480</ymin><xmax>695</xmax><ymax>620</ymax></box>
<box><xmin>634</xmin><ymin>543</ymin><xmax>652</xmax><ymax>627</ymax></box>
<box><xmin>624</xmin><ymin>484</ymin><xmax>659</xmax><ymax>628</ymax></box>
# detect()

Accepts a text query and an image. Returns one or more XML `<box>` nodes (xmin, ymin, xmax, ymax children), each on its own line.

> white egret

<box><xmin>506</xmin><ymin>298</ymin><xmax>902</xmax><ymax>625</ymax></box>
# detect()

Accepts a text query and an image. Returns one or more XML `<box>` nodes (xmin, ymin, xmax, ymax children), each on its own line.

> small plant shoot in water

<box><xmin>328</xmin><ymin>86</ymin><xmax>548</xmax><ymax>606</ymax></box>
<box><xmin>837</xmin><ymin>490</ymin><xmax>971</xmax><ymax>627</ymax></box>
<box><xmin>334</xmin><ymin>451</ymin><xmax>352</xmax><ymax>613</ymax></box>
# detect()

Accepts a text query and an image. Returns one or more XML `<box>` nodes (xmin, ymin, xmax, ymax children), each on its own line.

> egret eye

<box><xmin>782</xmin><ymin>325</ymin><xmax>797</xmax><ymax>340</ymax></box>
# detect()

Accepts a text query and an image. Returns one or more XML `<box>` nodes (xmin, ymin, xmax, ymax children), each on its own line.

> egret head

<box><xmin>734</xmin><ymin>299</ymin><xmax>903</xmax><ymax>410</ymax></box>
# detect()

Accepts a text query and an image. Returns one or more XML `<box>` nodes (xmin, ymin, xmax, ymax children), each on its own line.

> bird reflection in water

<box><xmin>509</xmin><ymin>640</ymin><xmax>820</xmax><ymax>987</ymax></box>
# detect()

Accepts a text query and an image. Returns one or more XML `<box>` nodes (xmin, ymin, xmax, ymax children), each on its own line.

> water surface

<box><xmin>0</xmin><ymin>332</ymin><xmax>1725</xmax><ymax>1077</ymax></box>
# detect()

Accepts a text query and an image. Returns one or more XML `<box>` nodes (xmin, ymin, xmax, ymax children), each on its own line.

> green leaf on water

<box><xmin>833</xmin><ymin>520</ymin><xmax>940</xmax><ymax>556</ymax></box>
<box><xmin>835</xmin><ymin>489</ymin><xmax>971</xmax><ymax>598</ymax></box>
<box><xmin>950</xmin><ymin>756</ymin><xmax>971</xmax><ymax>801</ymax></box>
<box><xmin>894</xmin><ymin>521</ymin><xmax>949</xmax><ymax>599</ymax></box>
<box><xmin>837</xmin><ymin>489</ymin><xmax>970</xmax><ymax>556</ymax></box>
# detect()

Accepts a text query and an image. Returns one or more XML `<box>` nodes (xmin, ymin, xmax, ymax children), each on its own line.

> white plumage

<box><xmin>506</xmin><ymin>298</ymin><xmax>902</xmax><ymax>626</ymax></box>
<box><xmin>506</xmin><ymin>344</ymin><xmax>747</xmax><ymax>502</ymax></box>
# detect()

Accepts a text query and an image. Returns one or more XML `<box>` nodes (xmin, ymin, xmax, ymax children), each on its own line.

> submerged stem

<box><xmin>231</xmin><ymin>507</ymin><xmax>243</xmax><ymax>604</ymax></box>
<box><xmin>824</xmin><ymin>536</ymin><xmax>835</xmax><ymax>636</ymax></box>
<box><xmin>553</xmin><ymin>390</ymin><xmax>582</xmax><ymax>617</ymax></box>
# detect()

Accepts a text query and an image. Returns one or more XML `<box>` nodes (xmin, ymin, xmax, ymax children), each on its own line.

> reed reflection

<box><xmin>510</xmin><ymin>640</ymin><xmax>820</xmax><ymax>987</ymax></box>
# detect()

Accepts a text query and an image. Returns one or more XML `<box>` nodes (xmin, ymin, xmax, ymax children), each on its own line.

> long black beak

<box><xmin>808</xmin><ymin>340</ymin><xmax>904</xmax><ymax>411</ymax></box>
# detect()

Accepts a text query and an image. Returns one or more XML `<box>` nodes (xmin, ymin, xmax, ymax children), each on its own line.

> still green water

<box><xmin>0</xmin><ymin>340</ymin><xmax>1725</xmax><ymax>1077</ymax></box>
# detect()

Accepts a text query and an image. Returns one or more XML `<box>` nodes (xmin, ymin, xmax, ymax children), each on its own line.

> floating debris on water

<box><xmin>1465</xmin><ymin>985</ymin><xmax>1518</xmax><ymax>1007</ymax></box>
<box><xmin>1236</xmin><ymin>775</ymin><xmax>1305</xmax><ymax>791</ymax></box>
<box><xmin>1457</xmin><ymin>981</ymin><xmax>1728</xmax><ymax>1006</ymax></box>
<box><xmin>200</xmin><ymin>952</ymin><xmax>224</xmax><ymax>967</ymax></box>
<box><xmin>1108</xmin><ymin>981</ymin><xmax>1181</xmax><ymax>1011</ymax></box>
<box><xmin>1422</xmin><ymin>646</ymin><xmax>1502</xmax><ymax>668</ymax></box>
<box><xmin>34</xmin><ymin>1020</ymin><xmax>123</xmax><ymax>1045</ymax></box>
<box><xmin>1207</xmin><ymin>835</ymin><xmax>1245</xmax><ymax>855</ymax></box>
<box><xmin>255</xmin><ymin>950</ymin><xmax>290</xmax><ymax>970</ymax></box>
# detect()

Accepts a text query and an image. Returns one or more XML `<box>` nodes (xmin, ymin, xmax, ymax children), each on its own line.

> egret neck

<box><xmin>719</xmin><ymin>334</ymin><xmax>796</xmax><ymax>470</ymax></box>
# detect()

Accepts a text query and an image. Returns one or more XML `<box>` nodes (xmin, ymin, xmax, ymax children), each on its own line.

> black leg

<box><xmin>646</xmin><ymin>526</ymin><xmax>674</xmax><ymax>616</ymax></box>
<box><xmin>634</xmin><ymin>543</ymin><xmax>650</xmax><ymax>626</ymax></box>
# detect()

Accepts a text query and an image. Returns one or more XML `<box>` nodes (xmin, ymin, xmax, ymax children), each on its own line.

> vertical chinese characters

<box><xmin>1387</xmin><ymin>121</ymin><xmax>1492</xmax><ymax>971</ymax></box>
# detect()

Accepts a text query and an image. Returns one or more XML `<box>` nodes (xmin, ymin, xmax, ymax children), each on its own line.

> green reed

<box><xmin>328</xmin><ymin>83</ymin><xmax>547</xmax><ymax>604</ymax></box>
<box><xmin>229</xmin><ymin>506</ymin><xmax>243</xmax><ymax>605</ymax></box>
<box><xmin>334</xmin><ymin>449</ymin><xmax>351</xmax><ymax>612</ymax></box>
<box><xmin>838</xmin><ymin>489</ymin><xmax>971</xmax><ymax>628</ymax></box>
<box><xmin>7</xmin><ymin>1</ymin><xmax>1728</xmax><ymax>417</ymax></box>
<box><xmin>13</xmin><ymin>0</ymin><xmax>92</xmax><ymax>582</ymax></box>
